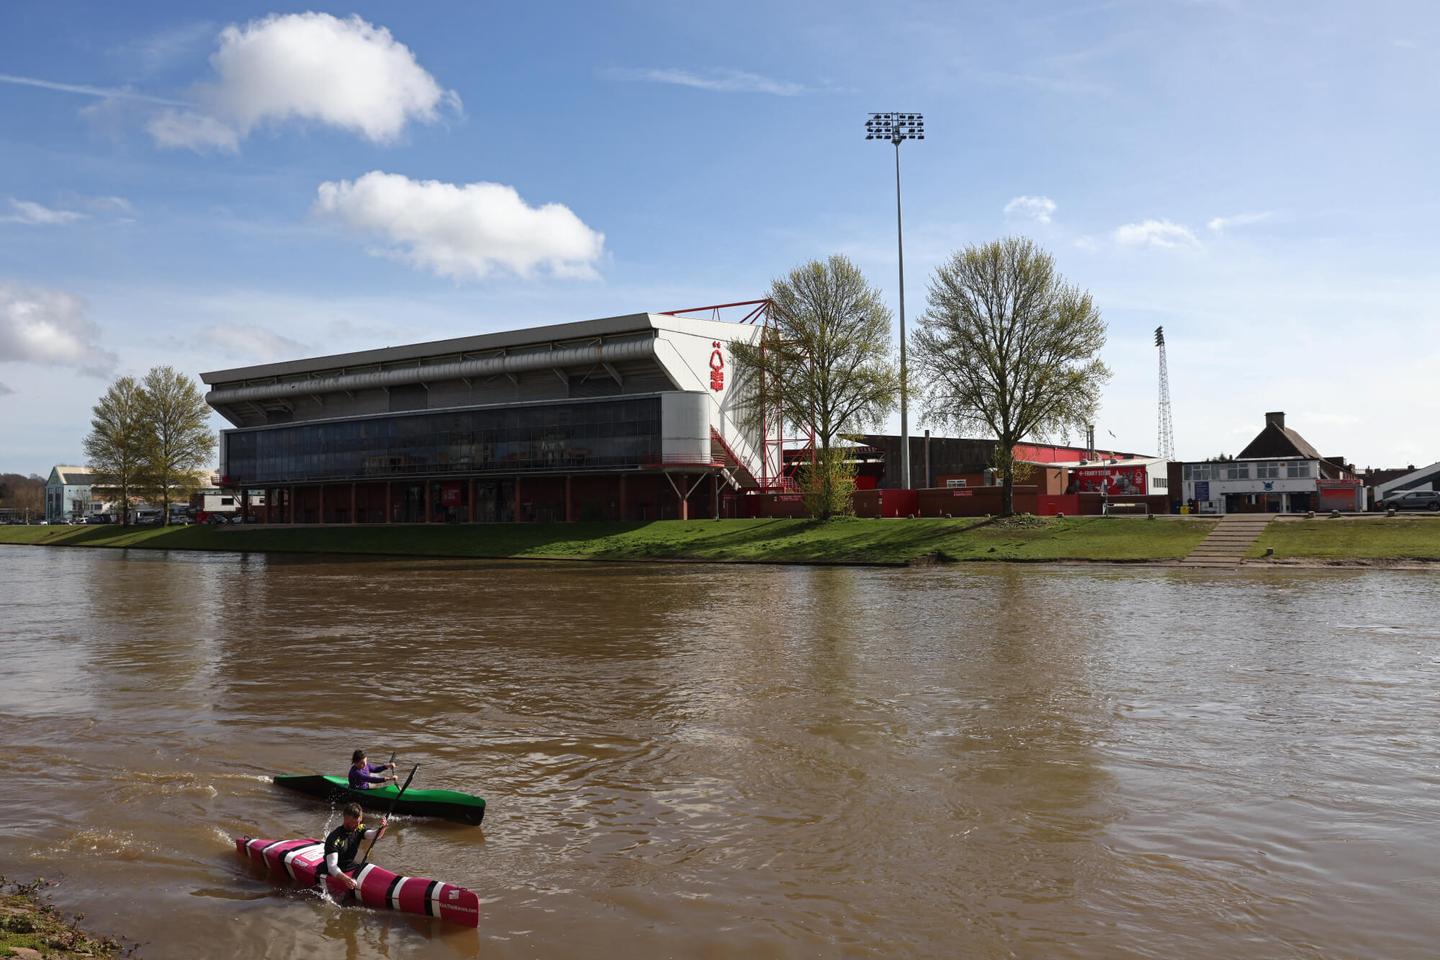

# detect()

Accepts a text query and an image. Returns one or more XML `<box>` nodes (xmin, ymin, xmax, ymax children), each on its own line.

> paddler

<box><xmin>321</xmin><ymin>802</ymin><xmax>388</xmax><ymax>892</ymax></box>
<box><xmin>348</xmin><ymin>749</ymin><xmax>397</xmax><ymax>790</ymax></box>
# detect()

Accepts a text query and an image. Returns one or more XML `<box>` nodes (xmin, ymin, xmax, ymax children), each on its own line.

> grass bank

<box><xmin>1</xmin><ymin>876</ymin><xmax>128</xmax><ymax>959</ymax></box>
<box><xmin>0</xmin><ymin>516</ymin><xmax>1218</xmax><ymax>565</ymax></box>
<box><xmin>1248</xmin><ymin>516</ymin><xmax>1440</xmax><ymax>561</ymax></box>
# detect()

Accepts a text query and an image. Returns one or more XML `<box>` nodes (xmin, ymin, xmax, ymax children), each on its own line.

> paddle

<box><xmin>356</xmin><ymin>763</ymin><xmax>418</xmax><ymax>871</ymax></box>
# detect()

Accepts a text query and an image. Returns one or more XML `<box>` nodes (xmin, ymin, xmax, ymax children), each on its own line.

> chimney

<box><xmin>1265</xmin><ymin>411</ymin><xmax>1285</xmax><ymax>431</ymax></box>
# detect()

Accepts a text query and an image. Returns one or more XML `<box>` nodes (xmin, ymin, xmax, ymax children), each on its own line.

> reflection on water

<box><xmin>2</xmin><ymin>545</ymin><xmax>1439</xmax><ymax>958</ymax></box>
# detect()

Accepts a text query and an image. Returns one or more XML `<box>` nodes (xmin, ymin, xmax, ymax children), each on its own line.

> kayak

<box><xmin>235</xmin><ymin>835</ymin><xmax>481</xmax><ymax>928</ymax></box>
<box><xmin>273</xmin><ymin>774</ymin><xmax>485</xmax><ymax>825</ymax></box>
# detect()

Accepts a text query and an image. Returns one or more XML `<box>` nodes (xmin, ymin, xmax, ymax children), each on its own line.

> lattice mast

<box><xmin>1155</xmin><ymin>326</ymin><xmax>1175</xmax><ymax>460</ymax></box>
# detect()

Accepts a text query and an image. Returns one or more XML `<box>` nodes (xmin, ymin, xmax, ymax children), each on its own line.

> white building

<box><xmin>44</xmin><ymin>465</ymin><xmax>99</xmax><ymax>522</ymax></box>
<box><xmin>1180</xmin><ymin>412</ymin><xmax>1363</xmax><ymax>514</ymax></box>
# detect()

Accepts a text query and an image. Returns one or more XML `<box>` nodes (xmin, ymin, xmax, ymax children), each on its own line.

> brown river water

<box><xmin>1</xmin><ymin>544</ymin><xmax>1438</xmax><ymax>959</ymax></box>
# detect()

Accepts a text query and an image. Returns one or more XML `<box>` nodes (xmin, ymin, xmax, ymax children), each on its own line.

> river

<box><xmin>1</xmin><ymin>545</ymin><xmax>1437</xmax><ymax>958</ymax></box>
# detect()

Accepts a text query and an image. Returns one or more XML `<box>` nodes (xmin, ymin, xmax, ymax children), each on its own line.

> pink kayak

<box><xmin>235</xmin><ymin>836</ymin><xmax>480</xmax><ymax>928</ymax></box>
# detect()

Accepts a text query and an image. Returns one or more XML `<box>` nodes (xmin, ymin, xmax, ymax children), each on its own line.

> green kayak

<box><xmin>273</xmin><ymin>774</ymin><xmax>485</xmax><ymax>825</ymax></box>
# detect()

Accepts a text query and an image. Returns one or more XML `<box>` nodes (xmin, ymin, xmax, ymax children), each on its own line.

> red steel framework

<box><xmin>658</xmin><ymin>299</ymin><xmax>812</xmax><ymax>492</ymax></box>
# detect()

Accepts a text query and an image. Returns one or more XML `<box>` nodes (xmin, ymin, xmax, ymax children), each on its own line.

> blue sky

<box><xmin>2</xmin><ymin>0</ymin><xmax>1437</xmax><ymax>475</ymax></box>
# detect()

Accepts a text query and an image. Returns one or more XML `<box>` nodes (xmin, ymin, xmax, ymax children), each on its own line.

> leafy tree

<box><xmin>83</xmin><ymin>376</ymin><xmax>148</xmax><ymax>525</ymax></box>
<box><xmin>913</xmin><ymin>237</ymin><xmax>1110</xmax><ymax>516</ymax></box>
<box><xmin>799</xmin><ymin>445</ymin><xmax>859</xmax><ymax>519</ymax></box>
<box><xmin>730</xmin><ymin>255</ymin><xmax>899</xmax><ymax>519</ymax></box>
<box><xmin>138</xmin><ymin>366</ymin><xmax>216</xmax><ymax>524</ymax></box>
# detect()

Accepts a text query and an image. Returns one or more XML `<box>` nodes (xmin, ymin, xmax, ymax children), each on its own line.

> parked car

<box><xmin>1382</xmin><ymin>490</ymin><xmax>1440</xmax><ymax>511</ymax></box>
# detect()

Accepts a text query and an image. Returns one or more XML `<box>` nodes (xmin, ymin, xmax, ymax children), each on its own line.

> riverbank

<box><xmin>0</xmin><ymin>516</ymin><xmax>1218</xmax><ymax>565</ymax></box>
<box><xmin>8</xmin><ymin>516</ymin><xmax>1438</xmax><ymax>566</ymax></box>
<box><xmin>1</xmin><ymin>877</ymin><xmax>128</xmax><ymax>959</ymax></box>
<box><xmin>1247</xmin><ymin>515</ymin><xmax>1440</xmax><ymax>562</ymax></box>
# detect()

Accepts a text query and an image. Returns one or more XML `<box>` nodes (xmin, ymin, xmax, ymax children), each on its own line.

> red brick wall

<box><xmin>853</xmin><ymin>489</ymin><xmax>919</xmax><ymax>518</ymax></box>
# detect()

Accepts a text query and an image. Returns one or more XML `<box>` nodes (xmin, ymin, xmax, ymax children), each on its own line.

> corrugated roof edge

<box><xmin>199</xmin><ymin>311</ymin><xmax>668</xmax><ymax>385</ymax></box>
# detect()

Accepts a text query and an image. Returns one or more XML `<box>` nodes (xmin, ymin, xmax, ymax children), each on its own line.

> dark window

<box><xmin>223</xmin><ymin>397</ymin><xmax>663</xmax><ymax>485</ymax></box>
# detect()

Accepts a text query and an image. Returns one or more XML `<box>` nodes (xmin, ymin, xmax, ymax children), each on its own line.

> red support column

<box><xmin>385</xmin><ymin>481</ymin><xmax>392</xmax><ymax>523</ymax></box>
<box><xmin>514</xmin><ymin>476</ymin><xmax>523</xmax><ymax>523</ymax></box>
<box><xmin>350</xmin><ymin>482</ymin><xmax>357</xmax><ymax>524</ymax></box>
<box><xmin>423</xmin><ymin>480</ymin><xmax>432</xmax><ymax>523</ymax></box>
<box><xmin>565</xmin><ymin>475</ymin><xmax>573</xmax><ymax>523</ymax></box>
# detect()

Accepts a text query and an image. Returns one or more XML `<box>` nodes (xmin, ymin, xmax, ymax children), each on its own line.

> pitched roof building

<box><xmin>1180</xmin><ymin>412</ymin><xmax>1363</xmax><ymax>514</ymax></box>
<box><xmin>45</xmin><ymin>465</ymin><xmax>97</xmax><ymax>522</ymax></box>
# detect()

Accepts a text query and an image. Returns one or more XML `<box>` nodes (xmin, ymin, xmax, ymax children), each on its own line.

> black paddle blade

<box><xmin>396</xmin><ymin>763</ymin><xmax>419</xmax><ymax>799</ymax></box>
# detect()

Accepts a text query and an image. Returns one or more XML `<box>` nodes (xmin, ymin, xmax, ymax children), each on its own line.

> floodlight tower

<box><xmin>1155</xmin><ymin>326</ymin><xmax>1175</xmax><ymax>460</ymax></box>
<box><xmin>866</xmin><ymin>111</ymin><xmax>924</xmax><ymax>489</ymax></box>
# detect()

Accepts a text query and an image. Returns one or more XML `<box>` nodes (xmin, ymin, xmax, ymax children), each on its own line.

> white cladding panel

<box><xmin>660</xmin><ymin>392</ymin><xmax>711</xmax><ymax>464</ymax></box>
<box><xmin>651</xmin><ymin>316</ymin><xmax>767</xmax><ymax>480</ymax></box>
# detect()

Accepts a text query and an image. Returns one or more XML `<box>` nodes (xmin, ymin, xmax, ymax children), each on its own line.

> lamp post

<box><xmin>865</xmin><ymin>111</ymin><xmax>924</xmax><ymax>490</ymax></box>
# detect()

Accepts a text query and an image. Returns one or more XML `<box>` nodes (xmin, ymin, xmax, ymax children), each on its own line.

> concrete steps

<box><xmin>1179</xmin><ymin>515</ymin><xmax>1273</xmax><ymax>567</ymax></box>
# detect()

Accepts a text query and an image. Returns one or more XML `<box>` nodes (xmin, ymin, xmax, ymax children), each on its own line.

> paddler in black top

<box><xmin>322</xmin><ymin>802</ymin><xmax>388</xmax><ymax>892</ymax></box>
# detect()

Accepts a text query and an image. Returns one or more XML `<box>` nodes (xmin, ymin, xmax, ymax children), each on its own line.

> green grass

<box><xmin>0</xmin><ymin>516</ymin><xmax>1218</xmax><ymax>565</ymax></box>
<box><xmin>1248</xmin><ymin>516</ymin><xmax>1440</xmax><ymax>560</ymax></box>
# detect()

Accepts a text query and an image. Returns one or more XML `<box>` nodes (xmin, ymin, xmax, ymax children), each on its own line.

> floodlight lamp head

<box><xmin>1154</xmin><ymin>326</ymin><xmax>1165</xmax><ymax>346</ymax></box>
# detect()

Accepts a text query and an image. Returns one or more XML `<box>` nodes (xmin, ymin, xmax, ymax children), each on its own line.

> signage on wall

<box><xmin>709</xmin><ymin>341</ymin><xmax>725</xmax><ymax>392</ymax></box>
<box><xmin>1195</xmin><ymin>481</ymin><xmax>1210</xmax><ymax>500</ymax></box>
<box><xmin>1073</xmin><ymin>465</ymin><xmax>1146</xmax><ymax>495</ymax></box>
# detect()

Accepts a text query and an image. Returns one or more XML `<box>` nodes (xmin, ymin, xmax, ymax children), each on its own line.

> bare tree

<box><xmin>730</xmin><ymin>255</ymin><xmax>899</xmax><ymax>518</ymax></box>
<box><xmin>0</xmin><ymin>474</ymin><xmax>45</xmax><ymax>519</ymax></box>
<box><xmin>84</xmin><ymin>376</ymin><xmax>148</xmax><ymax>525</ymax></box>
<box><xmin>138</xmin><ymin>366</ymin><xmax>216</xmax><ymax>524</ymax></box>
<box><xmin>913</xmin><ymin>237</ymin><xmax>1110</xmax><ymax>516</ymax></box>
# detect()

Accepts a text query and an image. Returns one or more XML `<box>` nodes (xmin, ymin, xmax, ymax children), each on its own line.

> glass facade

<box><xmin>224</xmin><ymin>397</ymin><xmax>662</xmax><ymax>485</ymax></box>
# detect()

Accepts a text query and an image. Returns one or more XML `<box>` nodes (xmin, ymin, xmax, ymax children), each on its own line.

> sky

<box><xmin>2</xmin><ymin>0</ymin><xmax>1438</xmax><ymax>475</ymax></box>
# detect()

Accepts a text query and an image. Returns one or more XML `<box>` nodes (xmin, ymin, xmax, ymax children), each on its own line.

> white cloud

<box><xmin>75</xmin><ymin>195</ymin><xmax>135</xmax><ymax>215</ymax></box>
<box><xmin>201</xmin><ymin>324</ymin><xmax>305</xmax><ymax>362</ymax></box>
<box><xmin>611</xmin><ymin>67</ymin><xmax>808</xmax><ymax>96</ymax></box>
<box><xmin>150</xmin><ymin>13</ymin><xmax>458</xmax><ymax>152</ymax></box>
<box><xmin>1113</xmin><ymin>219</ymin><xmax>1199</xmax><ymax>248</ymax></box>
<box><xmin>2</xmin><ymin>200</ymin><xmax>87</xmax><ymax>225</ymax></box>
<box><xmin>1207</xmin><ymin>211</ymin><xmax>1273</xmax><ymax>233</ymax></box>
<box><xmin>0</xmin><ymin>71</ymin><xmax>188</xmax><ymax>106</ymax></box>
<box><xmin>0</xmin><ymin>283</ymin><xmax>117</xmax><ymax>376</ymax></box>
<box><xmin>1003</xmin><ymin>195</ymin><xmax>1057</xmax><ymax>224</ymax></box>
<box><xmin>314</xmin><ymin>171</ymin><xmax>606</xmax><ymax>280</ymax></box>
<box><xmin>147</xmin><ymin>109</ymin><xmax>240</xmax><ymax>152</ymax></box>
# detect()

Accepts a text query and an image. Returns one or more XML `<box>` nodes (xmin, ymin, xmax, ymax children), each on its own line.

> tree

<box><xmin>138</xmin><ymin>366</ymin><xmax>216</xmax><ymax>524</ymax></box>
<box><xmin>912</xmin><ymin>237</ymin><xmax>1110</xmax><ymax>516</ymax></box>
<box><xmin>0</xmin><ymin>475</ymin><xmax>43</xmax><ymax>521</ymax></box>
<box><xmin>83</xmin><ymin>376</ymin><xmax>148</xmax><ymax>525</ymax></box>
<box><xmin>799</xmin><ymin>445</ymin><xmax>859</xmax><ymax>519</ymax></box>
<box><xmin>730</xmin><ymin>255</ymin><xmax>899</xmax><ymax>519</ymax></box>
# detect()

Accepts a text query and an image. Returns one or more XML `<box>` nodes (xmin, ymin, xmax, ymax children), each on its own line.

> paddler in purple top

<box><xmin>348</xmin><ymin>749</ymin><xmax>397</xmax><ymax>790</ymax></box>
